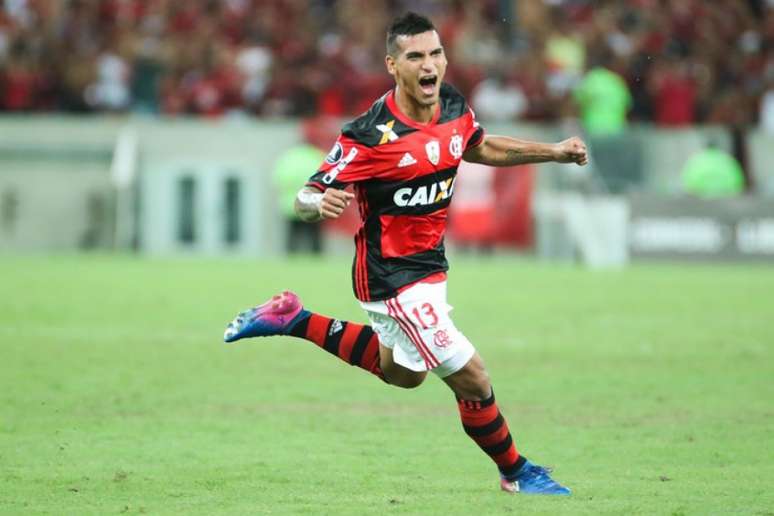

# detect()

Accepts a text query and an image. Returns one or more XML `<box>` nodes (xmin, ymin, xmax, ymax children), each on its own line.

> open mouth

<box><xmin>418</xmin><ymin>75</ymin><xmax>438</xmax><ymax>95</ymax></box>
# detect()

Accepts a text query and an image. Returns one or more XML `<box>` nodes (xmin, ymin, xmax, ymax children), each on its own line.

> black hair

<box><xmin>386</xmin><ymin>12</ymin><xmax>436</xmax><ymax>56</ymax></box>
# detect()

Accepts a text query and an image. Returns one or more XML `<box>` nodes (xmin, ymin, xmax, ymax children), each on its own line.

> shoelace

<box><xmin>522</xmin><ymin>465</ymin><xmax>561</xmax><ymax>490</ymax></box>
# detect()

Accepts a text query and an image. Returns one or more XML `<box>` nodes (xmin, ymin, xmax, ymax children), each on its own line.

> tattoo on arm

<box><xmin>504</xmin><ymin>149</ymin><xmax>522</xmax><ymax>164</ymax></box>
<box><xmin>466</xmin><ymin>135</ymin><xmax>558</xmax><ymax>166</ymax></box>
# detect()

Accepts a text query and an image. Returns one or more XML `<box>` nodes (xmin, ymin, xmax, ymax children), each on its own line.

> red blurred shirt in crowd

<box><xmin>2</xmin><ymin>64</ymin><xmax>38</xmax><ymax>110</ymax></box>
<box><xmin>653</xmin><ymin>65</ymin><xmax>696</xmax><ymax>126</ymax></box>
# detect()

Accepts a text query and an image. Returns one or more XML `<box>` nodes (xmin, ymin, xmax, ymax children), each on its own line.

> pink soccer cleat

<box><xmin>223</xmin><ymin>291</ymin><xmax>307</xmax><ymax>343</ymax></box>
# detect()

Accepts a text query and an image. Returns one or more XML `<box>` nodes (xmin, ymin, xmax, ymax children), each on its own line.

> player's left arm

<box><xmin>462</xmin><ymin>134</ymin><xmax>589</xmax><ymax>167</ymax></box>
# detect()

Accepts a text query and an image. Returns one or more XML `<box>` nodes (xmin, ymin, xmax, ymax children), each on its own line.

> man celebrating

<box><xmin>225</xmin><ymin>12</ymin><xmax>587</xmax><ymax>495</ymax></box>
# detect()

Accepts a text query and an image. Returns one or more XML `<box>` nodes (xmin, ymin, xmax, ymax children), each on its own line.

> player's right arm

<box><xmin>294</xmin><ymin>133</ymin><xmax>371</xmax><ymax>222</ymax></box>
<box><xmin>294</xmin><ymin>186</ymin><xmax>355</xmax><ymax>222</ymax></box>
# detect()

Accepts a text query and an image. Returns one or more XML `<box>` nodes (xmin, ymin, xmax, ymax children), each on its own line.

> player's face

<box><xmin>386</xmin><ymin>30</ymin><xmax>447</xmax><ymax>107</ymax></box>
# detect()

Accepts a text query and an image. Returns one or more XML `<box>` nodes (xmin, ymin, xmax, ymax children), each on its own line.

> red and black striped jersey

<box><xmin>307</xmin><ymin>83</ymin><xmax>485</xmax><ymax>301</ymax></box>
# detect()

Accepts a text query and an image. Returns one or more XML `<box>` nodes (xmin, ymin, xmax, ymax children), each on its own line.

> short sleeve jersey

<box><xmin>307</xmin><ymin>83</ymin><xmax>484</xmax><ymax>301</ymax></box>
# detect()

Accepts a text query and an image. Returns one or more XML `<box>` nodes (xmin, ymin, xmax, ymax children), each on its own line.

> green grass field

<box><xmin>1</xmin><ymin>255</ymin><xmax>773</xmax><ymax>515</ymax></box>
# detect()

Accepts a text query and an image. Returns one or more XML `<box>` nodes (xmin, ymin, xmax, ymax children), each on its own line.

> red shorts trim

<box><xmin>396</xmin><ymin>271</ymin><xmax>447</xmax><ymax>295</ymax></box>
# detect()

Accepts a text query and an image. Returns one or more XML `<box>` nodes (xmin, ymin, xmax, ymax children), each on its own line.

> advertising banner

<box><xmin>629</xmin><ymin>196</ymin><xmax>774</xmax><ymax>260</ymax></box>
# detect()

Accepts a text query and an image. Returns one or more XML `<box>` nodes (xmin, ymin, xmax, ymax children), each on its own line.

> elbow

<box><xmin>462</xmin><ymin>148</ymin><xmax>485</xmax><ymax>164</ymax></box>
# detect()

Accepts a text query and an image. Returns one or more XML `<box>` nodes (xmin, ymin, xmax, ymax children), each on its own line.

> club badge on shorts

<box><xmin>433</xmin><ymin>329</ymin><xmax>453</xmax><ymax>348</ymax></box>
<box><xmin>425</xmin><ymin>140</ymin><xmax>440</xmax><ymax>165</ymax></box>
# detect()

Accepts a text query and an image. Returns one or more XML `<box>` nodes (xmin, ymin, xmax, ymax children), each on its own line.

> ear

<box><xmin>385</xmin><ymin>54</ymin><xmax>396</xmax><ymax>77</ymax></box>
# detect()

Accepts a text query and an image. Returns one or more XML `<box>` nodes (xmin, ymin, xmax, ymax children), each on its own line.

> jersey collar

<box><xmin>386</xmin><ymin>88</ymin><xmax>441</xmax><ymax>129</ymax></box>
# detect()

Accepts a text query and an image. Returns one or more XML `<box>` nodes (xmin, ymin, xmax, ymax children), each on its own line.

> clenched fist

<box><xmin>320</xmin><ymin>188</ymin><xmax>355</xmax><ymax>219</ymax></box>
<box><xmin>554</xmin><ymin>137</ymin><xmax>588</xmax><ymax>166</ymax></box>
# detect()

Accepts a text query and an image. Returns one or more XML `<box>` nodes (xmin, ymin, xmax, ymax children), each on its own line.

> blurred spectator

<box><xmin>573</xmin><ymin>48</ymin><xmax>641</xmax><ymax>194</ymax></box>
<box><xmin>649</xmin><ymin>58</ymin><xmax>697</xmax><ymax>126</ymax></box>
<box><xmin>760</xmin><ymin>80</ymin><xmax>774</xmax><ymax>133</ymax></box>
<box><xmin>544</xmin><ymin>8</ymin><xmax>586</xmax><ymax>97</ymax></box>
<box><xmin>273</xmin><ymin>118</ymin><xmax>327</xmax><ymax>254</ymax></box>
<box><xmin>761</xmin><ymin>91</ymin><xmax>774</xmax><ymax>133</ymax></box>
<box><xmin>235</xmin><ymin>37</ymin><xmax>272</xmax><ymax>111</ymax></box>
<box><xmin>85</xmin><ymin>39</ymin><xmax>131</xmax><ymax>111</ymax></box>
<box><xmin>2</xmin><ymin>45</ymin><xmax>39</xmax><ymax>110</ymax></box>
<box><xmin>0</xmin><ymin>0</ymin><xmax>769</xmax><ymax>125</ymax></box>
<box><xmin>573</xmin><ymin>64</ymin><xmax>632</xmax><ymax>136</ymax></box>
<box><xmin>681</xmin><ymin>141</ymin><xmax>745</xmax><ymax>198</ymax></box>
<box><xmin>470</xmin><ymin>69</ymin><xmax>527</xmax><ymax>122</ymax></box>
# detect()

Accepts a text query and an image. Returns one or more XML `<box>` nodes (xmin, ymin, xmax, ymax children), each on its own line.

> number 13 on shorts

<box><xmin>412</xmin><ymin>302</ymin><xmax>439</xmax><ymax>329</ymax></box>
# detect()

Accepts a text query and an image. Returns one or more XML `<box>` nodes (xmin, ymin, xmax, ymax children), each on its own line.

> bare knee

<box><xmin>383</xmin><ymin>368</ymin><xmax>427</xmax><ymax>389</ymax></box>
<box><xmin>442</xmin><ymin>353</ymin><xmax>492</xmax><ymax>400</ymax></box>
<box><xmin>379</xmin><ymin>343</ymin><xmax>427</xmax><ymax>389</ymax></box>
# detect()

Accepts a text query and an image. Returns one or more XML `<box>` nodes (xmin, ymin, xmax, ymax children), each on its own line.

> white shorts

<box><xmin>359</xmin><ymin>280</ymin><xmax>475</xmax><ymax>378</ymax></box>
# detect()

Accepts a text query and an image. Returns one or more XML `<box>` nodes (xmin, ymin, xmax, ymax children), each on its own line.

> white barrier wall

<box><xmin>0</xmin><ymin>116</ymin><xmax>298</xmax><ymax>255</ymax></box>
<box><xmin>132</xmin><ymin>118</ymin><xmax>297</xmax><ymax>256</ymax></box>
<box><xmin>747</xmin><ymin>130</ymin><xmax>774</xmax><ymax>196</ymax></box>
<box><xmin>0</xmin><ymin>116</ymin><xmax>119</xmax><ymax>251</ymax></box>
<box><xmin>0</xmin><ymin>116</ymin><xmax>771</xmax><ymax>257</ymax></box>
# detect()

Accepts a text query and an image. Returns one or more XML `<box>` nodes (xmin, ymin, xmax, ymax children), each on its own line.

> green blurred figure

<box><xmin>574</xmin><ymin>66</ymin><xmax>632</xmax><ymax>136</ymax></box>
<box><xmin>681</xmin><ymin>143</ymin><xmax>745</xmax><ymax>198</ymax></box>
<box><xmin>574</xmin><ymin>64</ymin><xmax>639</xmax><ymax>192</ymax></box>
<box><xmin>274</xmin><ymin>136</ymin><xmax>326</xmax><ymax>254</ymax></box>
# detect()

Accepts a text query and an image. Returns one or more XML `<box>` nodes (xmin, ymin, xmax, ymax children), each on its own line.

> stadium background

<box><xmin>1</xmin><ymin>1</ymin><xmax>773</xmax><ymax>514</ymax></box>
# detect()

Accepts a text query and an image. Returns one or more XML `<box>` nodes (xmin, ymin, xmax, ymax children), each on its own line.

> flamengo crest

<box><xmin>433</xmin><ymin>329</ymin><xmax>453</xmax><ymax>348</ymax></box>
<box><xmin>449</xmin><ymin>134</ymin><xmax>463</xmax><ymax>159</ymax></box>
<box><xmin>425</xmin><ymin>140</ymin><xmax>440</xmax><ymax>165</ymax></box>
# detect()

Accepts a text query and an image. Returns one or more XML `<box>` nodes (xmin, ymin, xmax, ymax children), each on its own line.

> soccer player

<box><xmin>225</xmin><ymin>12</ymin><xmax>588</xmax><ymax>495</ymax></box>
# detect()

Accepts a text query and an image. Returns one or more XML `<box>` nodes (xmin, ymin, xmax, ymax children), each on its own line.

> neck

<box><xmin>394</xmin><ymin>86</ymin><xmax>437</xmax><ymax>124</ymax></box>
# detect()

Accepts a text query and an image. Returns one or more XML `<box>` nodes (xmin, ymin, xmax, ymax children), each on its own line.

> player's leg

<box><xmin>384</xmin><ymin>279</ymin><xmax>570</xmax><ymax>495</ymax></box>
<box><xmin>224</xmin><ymin>291</ymin><xmax>384</xmax><ymax>380</ymax></box>
<box><xmin>443</xmin><ymin>353</ymin><xmax>571</xmax><ymax>495</ymax></box>
<box><xmin>442</xmin><ymin>353</ymin><xmax>526</xmax><ymax>479</ymax></box>
<box><xmin>378</xmin><ymin>343</ymin><xmax>427</xmax><ymax>388</ymax></box>
<box><xmin>224</xmin><ymin>291</ymin><xmax>428</xmax><ymax>387</ymax></box>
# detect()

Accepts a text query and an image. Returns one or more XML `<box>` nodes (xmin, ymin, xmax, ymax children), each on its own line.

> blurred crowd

<box><xmin>0</xmin><ymin>0</ymin><xmax>773</xmax><ymax>129</ymax></box>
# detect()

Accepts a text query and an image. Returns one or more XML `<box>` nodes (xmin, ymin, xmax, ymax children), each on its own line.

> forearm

<box><xmin>294</xmin><ymin>187</ymin><xmax>323</xmax><ymax>222</ymax></box>
<box><xmin>465</xmin><ymin>135</ymin><xmax>559</xmax><ymax>166</ymax></box>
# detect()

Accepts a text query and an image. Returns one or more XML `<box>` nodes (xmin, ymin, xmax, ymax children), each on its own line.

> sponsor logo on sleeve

<box><xmin>325</xmin><ymin>142</ymin><xmax>344</xmax><ymax>164</ymax></box>
<box><xmin>322</xmin><ymin>147</ymin><xmax>359</xmax><ymax>184</ymax></box>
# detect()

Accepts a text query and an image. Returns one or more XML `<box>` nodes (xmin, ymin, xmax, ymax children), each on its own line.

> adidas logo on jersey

<box><xmin>398</xmin><ymin>152</ymin><xmax>417</xmax><ymax>168</ymax></box>
<box><xmin>393</xmin><ymin>177</ymin><xmax>456</xmax><ymax>207</ymax></box>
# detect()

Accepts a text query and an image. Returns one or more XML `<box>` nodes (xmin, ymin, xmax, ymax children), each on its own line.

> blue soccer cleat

<box><xmin>500</xmin><ymin>461</ymin><xmax>571</xmax><ymax>495</ymax></box>
<box><xmin>224</xmin><ymin>291</ymin><xmax>308</xmax><ymax>343</ymax></box>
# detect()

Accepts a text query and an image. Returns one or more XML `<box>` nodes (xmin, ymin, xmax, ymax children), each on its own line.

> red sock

<box><xmin>289</xmin><ymin>312</ymin><xmax>384</xmax><ymax>380</ymax></box>
<box><xmin>457</xmin><ymin>391</ymin><xmax>526</xmax><ymax>479</ymax></box>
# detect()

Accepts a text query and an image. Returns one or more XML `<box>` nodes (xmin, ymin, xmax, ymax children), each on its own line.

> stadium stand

<box><xmin>0</xmin><ymin>0</ymin><xmax>771</xmax><ymax>127</ymax></box>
